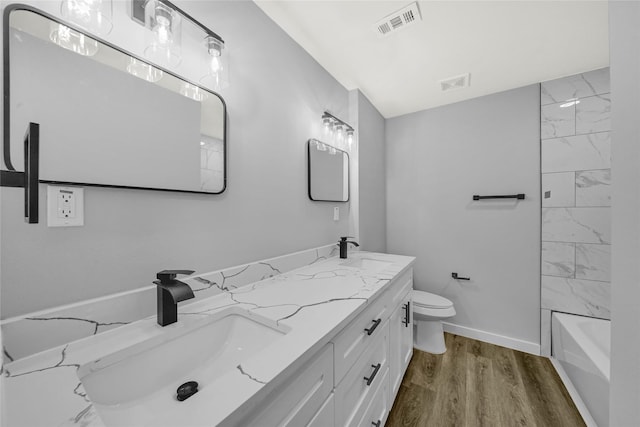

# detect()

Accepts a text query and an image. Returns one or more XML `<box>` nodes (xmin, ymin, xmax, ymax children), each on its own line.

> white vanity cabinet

<box><xmin>388</xmin><ymin>275</ymin><xmax>413</xmax><ymax>399</ymax></box>
<box><xmin>238</xmin><ymin>343</ymin><xmax>334</xmax><ymax>427</ymax></box>
<box><xmin>235</xmin><ymin>267</ymin><xmax>414</xmax><ymax>427</ymax></box>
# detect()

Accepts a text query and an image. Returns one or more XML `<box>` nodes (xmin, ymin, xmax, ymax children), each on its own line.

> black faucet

<box><xmin>338</xmin><ymin>236</ymin><xmax>359</xmax><ymax>259</ymax></box>
<box><xmin>154</xmin><ymin>270</ymin><xmax>195</xmax><ymax>327</ymax></box>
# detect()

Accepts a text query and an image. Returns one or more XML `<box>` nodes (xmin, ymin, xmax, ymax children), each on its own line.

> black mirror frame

<box><xmin>3</xmin><ymin>4</ymin><xmax>228</xmax><ymax>195</ymax></box>
<box><xmin>307</xmin><ymin>139</ymin><xmax>350</xmax><ymax>203</ymax></box>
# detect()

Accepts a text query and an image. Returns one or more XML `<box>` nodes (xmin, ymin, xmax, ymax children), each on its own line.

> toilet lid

<box><xmin>412</xmin><ymin>290</ymin><xmax>453</xmax><ymax>309</ymax></box>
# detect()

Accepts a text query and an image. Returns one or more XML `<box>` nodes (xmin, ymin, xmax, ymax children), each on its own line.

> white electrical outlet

<box><xmin>333</xmin><ymin>207</ymin><xmax>340</xmax><ymax>221</ymax></box>
<box><xmin>47</xmin><ymin>185</ymin><xmax>84</xmax><ymax>227</ymax></box>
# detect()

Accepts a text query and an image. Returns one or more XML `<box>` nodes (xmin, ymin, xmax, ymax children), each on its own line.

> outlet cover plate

<box><xmin>47</xmin><ymin>185</ymin><xmax>84</xmax><ymax>227</ymax></box>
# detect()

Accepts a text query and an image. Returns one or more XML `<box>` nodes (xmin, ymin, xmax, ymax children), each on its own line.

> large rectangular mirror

<box><xmin>307</xmin><ymin>139</ymin><xmax>349</xmax><ymax>202</ymax></box>
<box><xmin>4</xmin><ymin>6</ymin><xmax>226</xmax><ymax>194</ymax></box>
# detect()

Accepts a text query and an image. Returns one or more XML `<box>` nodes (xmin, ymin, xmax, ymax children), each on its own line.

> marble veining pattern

<box><xmin>541</xmin><ymin>132</ymin><xmax>611</xmax><ymax>173</ymax></box>
<box><xmin>542</xmin><ymin>242</ymin><xmax>575</xmax><ymax>278</ymax></box>
<box><xmin>576</xmin><ymin>169</ymin><xmax>611</xmax><ymax>207</ymax></box>
<box><xmin>576</xmin><ymin>244</ymin><xmax>611</xmax><ymax>282</ymax></box>
<box><xmin>542</xmin><ymin>207</ymin><xmax>611</xmax><ymax>244</ymax></box>
<box><xmin>541</xmin><ymin>68</ymin><xmax>610</xmax><ymax>106</ymax></box>
<box><xmin>1</xmin><ymin>244</ymin><xmax>340</xmax><ymax>363</ymax></box>
<box><xmin>541</xmin><ymin>102</ymin><xmax>575</xmax><ymax>139</ymax></box>
<box><xmin>540</xmin><ymin>68</ymin><xmax>611</xmax><ymax>348</ymax></box>
<box><xmin>576</xmin><ymin>94</ymin><xmax>611</xmax><ymax>135</ymax></box>
<box><xmin>1</xmin><ymin>251</ymin><xmax>414</xmax><ymax>427</ymax></box>
<box><xmin>541</xmin><ymin>276</ymin><xmax>610</xmax><ymax>319</ymax></box>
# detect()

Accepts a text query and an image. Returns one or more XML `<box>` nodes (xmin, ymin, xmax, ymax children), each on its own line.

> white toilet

<box><xmin>412</xmin><ymin>290</ymin><xmax>456</xmax><ymax>354</ymax></box>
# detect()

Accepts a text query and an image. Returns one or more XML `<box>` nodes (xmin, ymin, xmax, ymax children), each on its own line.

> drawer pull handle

<box><xmin>364</xmin><ymin>363</ymin><xmax>382</xmax><ymax>386</ymax></box>
<box><xmin>403</xmin><ymin>301</ymin><xmax>411</xmax><ymax>327</ymax></box>
<box><xmin>372</xmin><ymin>421</ymin><xmax>381</xmax><ymax>427</ymax></box>
<box><xmin>364</xmin><ymin>318</ymin><xmax>382</xmax><ymax>336</ymax></box>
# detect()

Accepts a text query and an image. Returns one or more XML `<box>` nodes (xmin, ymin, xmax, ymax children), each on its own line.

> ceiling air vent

<box><xmin>374</xmin><ymin>2</ymin><xmax>422</xmax><ymax>38</ymax></box>
<box><xmin>439</xmin><ymin>73</ymin><xmax>471</xmax><ymax>92</ymax></box>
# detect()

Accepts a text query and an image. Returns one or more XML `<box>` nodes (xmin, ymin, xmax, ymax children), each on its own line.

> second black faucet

<box><xmin>338</xmin><ymin>236</ymin><xmax>359</xmax><ymax>259</ymax></box>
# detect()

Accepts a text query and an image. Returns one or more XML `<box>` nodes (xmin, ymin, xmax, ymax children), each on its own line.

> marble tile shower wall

<box><xmin>1</xmin><ymin>244</ymin><xmax>339</xmax><ymax>363</ymax></box>
<box><xmin>540</xmin><ymin>68</ymin><xmax>611</xmax><ymax>325</ymax></box>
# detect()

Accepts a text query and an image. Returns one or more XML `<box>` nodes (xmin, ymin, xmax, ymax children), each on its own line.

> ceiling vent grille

<box><xmin>439</xmin><ymin>73</ymin><xmax>471</xmax><ymax>92</ymax></box>
<box><xmin>374</xmin><ymin>2</ymin><xmax>422</xmax><ymax>37</ymax></box>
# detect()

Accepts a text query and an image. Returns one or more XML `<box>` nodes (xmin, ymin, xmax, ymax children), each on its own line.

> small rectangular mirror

<box><xmin>4</xmin><ymin>7</ymin><xmax>226</xmax><ymax>194</ymax></box>
<box><xmin>307</xmin><ymin>139</ymin><xmax>349</xmax><ymax>202</ymax></box>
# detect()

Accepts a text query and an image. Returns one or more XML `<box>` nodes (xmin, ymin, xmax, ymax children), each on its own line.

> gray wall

<box><xmin>0</xmin><ymin>1</ymin><xmax>351</xmax><ymax>318</ymax></box>
<box><xmin>357</xmin><ymin>91</ymin><xmax>386</xmax><ymax>252</ymax></box>
<box><xmin>609</xmin><ymin>1</ymin><xmax>640</xmax><ymax>425</ymax></box>
<box><xmin>386</xmin><ymin>85</ymin><xmax>541</xmax><ymax>345</ymax></box>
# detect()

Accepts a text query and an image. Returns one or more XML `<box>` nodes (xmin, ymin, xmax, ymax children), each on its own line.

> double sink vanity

<box><xmin>3</xmin><ymin>251</ymin><xmax>415</xmax><ymax>427</ymax></box>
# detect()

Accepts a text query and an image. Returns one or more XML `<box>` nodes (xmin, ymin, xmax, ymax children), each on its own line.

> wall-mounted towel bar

<box><xmin>473</xmin><ymin>193</ymin><xmax>525</xmax><ymax>201</ymax></box>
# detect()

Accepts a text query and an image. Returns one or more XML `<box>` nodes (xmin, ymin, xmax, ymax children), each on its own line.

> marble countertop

<box><xmin>1</xmin><ymin>251</ymin><xmax>415</xmax><ymax>427</ymax></box>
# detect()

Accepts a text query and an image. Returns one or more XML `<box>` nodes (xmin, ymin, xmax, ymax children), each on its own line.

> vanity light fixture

<box><xmin>143</xmin><ymin>0</ymin><xmax>182</xmax><ymax>68</ymax></box>
<box><xmin>49</xmin><ymin>22</ymin><xmax>99</xmax><ymax>56</ymax></box>
<box><xmin>60</xmin><ymin>0</ymin><xmax>113</xmax><ymax>36</ymax></box>
<box><xmin>131</xmin><ymin>0</ymin><xmax>227</xmax><ymax>90</ymax></box>
<box><xmin>346</xmin><ymin>129</ymin><xmax>355</xmax><ymax>149</ymax></box>
<box><xmin>126</xmin><ymin>58</ymin><xmax>163</xmax><ymax>82</ymax></box>
<box><xmin>200</xmin><ymin>36</ymin><xmax>228</xmax><ymax>91</ymax></box>
<box><xmin>321</xmin><ymin>111</ymin><xmax>355</xmax><ymax>150</ymax></box>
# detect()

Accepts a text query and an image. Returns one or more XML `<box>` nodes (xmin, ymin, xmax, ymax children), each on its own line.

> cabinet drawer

<box><xmin>335</xmin><ymin>321</ymin><xmax>389</xmax><ymax>427</ymax></box>
<box><xmin>242</xmin><ymin>344</ymin><xmax>333</xmax><ymax>427</ymax></box>
<box><xmin>356</xmin><ymin>367</ymin><xmax>390</xmax><ymax>427</ymax></box>
<box><xmin>307</xmin><ymin>393</ymin><xmax>334</xmax><ymax>427</ymax></box>
<box><xmin>333</xmin><ymin>291</ymin><xmax>390</xmax><ymax>384</ymax></box>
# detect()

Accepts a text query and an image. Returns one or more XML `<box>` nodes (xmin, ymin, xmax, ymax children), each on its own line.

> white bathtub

<box><xmin>551</xmin><ymin>312</ymin><xmax>610</xmax><ymax>427</ymax></box>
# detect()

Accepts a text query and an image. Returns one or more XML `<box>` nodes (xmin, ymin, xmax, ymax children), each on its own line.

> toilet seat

<box><xmin>412</xmin><ymin>290</ymin><xmax>456</xmax><ymax>318</ymax></box>
<box><xmin>413</xmin><ymin>290</ymin><xmax>453</xmax><ymax>309</ymax></box>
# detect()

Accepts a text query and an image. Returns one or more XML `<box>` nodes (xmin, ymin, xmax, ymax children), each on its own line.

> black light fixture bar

<box><xmin>322</xmin><ymin>111</ymin><xmax>354</xmax><ymax>132</ymax></box>
<box><xmin>131</xmin><ymin>0</ymin><xmax>224</xmax><ymax>44</ymax></box>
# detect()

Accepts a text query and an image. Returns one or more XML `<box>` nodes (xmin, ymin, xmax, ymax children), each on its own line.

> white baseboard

<box><xmin>549</xmin><ymin>357</ymin><xmax>598</xmax><ymax>427</ymax></box>
<box><xmin>441</xmin><ymin>322</ymin><xmax>540</xmax><ymax>355</ymax></box>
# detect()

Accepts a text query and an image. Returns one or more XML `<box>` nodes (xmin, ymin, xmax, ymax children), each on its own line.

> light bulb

<box><xmin>144</xmin><ymin>0</ymin><xmax>181</xmax><ymax>68</ymax></box>
<box><xmin>60</xmin><ymin>0</ymin><xmax>112</xmax><ymax>35</ymax></box>
<box><xmin>154</xmin><ymin>16</ymin><xmax>172</xmax><ymax>45</ymax></box>
<box><xmin>200</xmin><ymin>36</ymin><xmax>226</xmax><ymax>90</ymax></box>
<box><xmin>346</xmin><ymin>130</ymin><xmax>354</xmax><ymax>148</ymax></box>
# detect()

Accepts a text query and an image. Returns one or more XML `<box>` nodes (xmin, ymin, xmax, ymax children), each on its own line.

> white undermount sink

<box><xmin>340</xmin><ymin>257</ymin><xmax>392</xmax><ymax>272</ymax></box>
<box><xmin>78</xmin><ymin>307</ymin><xmax>289</xmax><ymax>426</ymax></box>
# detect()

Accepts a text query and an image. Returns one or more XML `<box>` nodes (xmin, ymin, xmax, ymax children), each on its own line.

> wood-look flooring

<box><xmin>387</xmin><ymin>333</ymin><xmax>586</xmax><ymax>427</ymax></box>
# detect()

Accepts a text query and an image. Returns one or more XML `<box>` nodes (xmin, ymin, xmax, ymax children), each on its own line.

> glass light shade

<box><xmin>126</xmin><ymin>58</ymin><xmax>163</xmax><ymax>82</ymax></box>
<box><xmin>144</xmin><ymin>0</ymin><xmax>182</xmax><ymax>68</ymax></box>
<box><xmin>200</xmin><ymin>36</ymin><xmax>229</xmax><ymax>91</ymax></box>
<box><xmin>180</xmin><ymin>83</ymin><xmax>209</xmax><ymax>101</ymax></box>
<box><xmin>60</xmin><ymin>0</ymin><xmax>112</xmax><ymax>36</ymax></box>
<box><xmin>49</xmin><ymin>23</ymin><xmax>99</xmax><ymax>56</ymax></box>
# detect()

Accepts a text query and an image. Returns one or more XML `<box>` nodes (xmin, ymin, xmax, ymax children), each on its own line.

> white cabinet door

<box><xmin>399</xmin><ymin>293</ymin><xmax>413</xmax><ymax>375</ymax></box>
<box><xmin>389</xmin><ymin>290</ymin><xmax>413</xmax><ymax>401</ymax></box>
<box><xmin>242</xmin><ymin>344</ymin><xmax>334</xmax><ymax>427</ymax></box>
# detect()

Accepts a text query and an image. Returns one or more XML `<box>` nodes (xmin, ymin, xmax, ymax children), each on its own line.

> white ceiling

<box><xmin>254</xmin><ymin>0</ymin><xmax>609</xmax><ymax>118</ymax></box>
